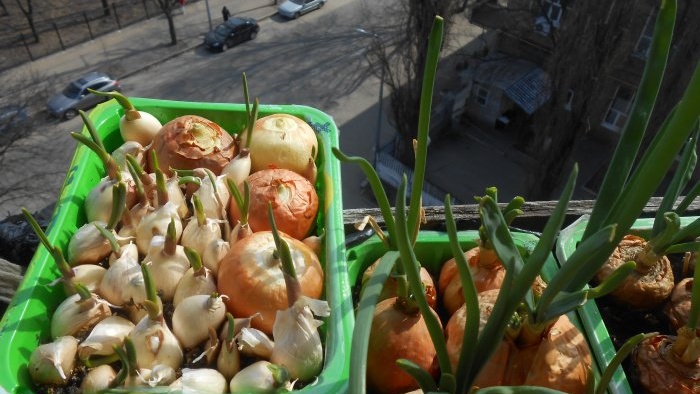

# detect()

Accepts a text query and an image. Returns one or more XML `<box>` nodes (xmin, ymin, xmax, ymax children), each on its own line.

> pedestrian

<box><xmin>179</xmin><ymin>0</ymin><xmax>186</xmax><ymax>14</ymax></box>
<box><xmin>222</xmin><ymin>6</ymin><xmax>231</xmax><ymax>21</ymax></box>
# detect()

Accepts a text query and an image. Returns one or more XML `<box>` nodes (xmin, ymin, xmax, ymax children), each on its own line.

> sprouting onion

<box><xmin>87</xmin><ymin>89</ymin><xmax>162</xmax><ymax>146</ymax></box>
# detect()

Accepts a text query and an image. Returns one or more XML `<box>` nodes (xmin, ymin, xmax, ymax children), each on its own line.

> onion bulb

<box><xmin>218</xmin><ymin>231</ymin><xmax>324</xmax><ymax>334</ymax></box>
<box><xmin>28</xmin><ymin>336</ymin><xmax>79</xmax><ymax>386</ymax></box>
<box><xmin>239</xmin><ymin>113</ymin><xmax>318</xmax><ymax>178</ymax></box>
<box><xmin>230</xmin><ymin>168</ymin><xmax>318</xmax><ymax>240</ymax></box>
<box><xmin>148</xmin><ymin>115</ymin><xmax>237</xmax><ymax>176</ymax></box>
<box><xmin>362</xmin><ymin>258</ymin><xmax>437</xmax><ymax>309</ymax></box>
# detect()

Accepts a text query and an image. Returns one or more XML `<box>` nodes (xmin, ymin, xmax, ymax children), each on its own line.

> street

<box><xmin>0</xmin><ymin>0</ymin><xmax>399</xmax><ymax>218</ymax></box>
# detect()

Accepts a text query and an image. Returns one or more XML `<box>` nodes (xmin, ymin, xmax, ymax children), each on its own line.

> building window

<box><xmin>602</xmin><ymin>86</ymin><xmax>635</xmax><ymax>132</ymax></box>
<box><xmin>542</xmin><ymin>0</ymin><xmax>563</xmax><ymax>27</ymax></box>
<box><xmin>634</xmin><ymin>9</ymin><xmax>655</xmax><ymax>58</ymax></box>
<box><xmin>474</xmin><ymin>84</ymin><xmax>489</xmax><ymax>106</ymax></box>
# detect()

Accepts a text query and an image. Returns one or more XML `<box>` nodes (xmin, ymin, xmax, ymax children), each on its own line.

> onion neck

<box><xmin>672</xmin><ymin>326</ymin><xmax>700</xmax><ymax>364</ymax></box>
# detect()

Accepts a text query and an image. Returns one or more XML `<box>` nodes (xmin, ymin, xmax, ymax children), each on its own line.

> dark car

<box><xmin>204</xmin><ymin>17</ymin><xmax>259</xmax><ymax>52</ymax></box>
<box><xmin>0</xmin><ymin>105</ymin><xmax>29</xmax><ymax>146</ymax></box>
<box><xmin>47</xmin><ymin>71</ymin><xmax>121</xmax><ymax>120</ymax></box>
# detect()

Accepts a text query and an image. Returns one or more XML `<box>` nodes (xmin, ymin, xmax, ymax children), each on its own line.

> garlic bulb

<box><xmin>28</xmin><ymin>336</ymin><xmax>79</xmax><ymax>386</ymax></box>
<box><xmin>81</xmin><ymin>364</ymin><xmax>117</xmax><ymax>393</ymax></box>
<box><xmin>51</xmin><ymin>285</ymin><xmax>112</xmax><ymax>340</ymax></box>
<box><xmin>172</xmin><ymin>293</ymin><xmax>227</xmax><ymax>349</ymax></box>
<box><xmin>229</xmin><ymin>361</ymin><xmax>293</xmax><ymax>394</ymax></box>
<box><xmin>270</xmin><ymin>295</ymin><xmax>330</xmax><ymax>382</ymax></box>
<box><xmin>78</xmin><ymin>316</ymin><xmax>135</xmax><ymax>361</ymax></box>
<box><xmin>170</xmin><ymin>368</ymin><xmax>228</xmax><ymax>393</ymax></box>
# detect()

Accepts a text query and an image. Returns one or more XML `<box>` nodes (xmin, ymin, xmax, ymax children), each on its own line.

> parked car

<box><xmin>47</xmin><ymin>71</ymin><xmax>121</xmax><ymax>120</ymax></box>
<box><xmin>277</xmin><ymin>0</ymin><xmax>326</xmax><ymax>19</ymax></box>
<box><xmin>204</xmin><ymin>16</ymin><xmax>259</xmax><ymax>52</ymax></box>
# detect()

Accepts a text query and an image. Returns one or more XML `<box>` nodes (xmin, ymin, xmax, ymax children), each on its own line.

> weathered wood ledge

<box><xmin>342</xmin><ymin>197</ymin><xmax>700</xmax><ymax>232</ymax></box>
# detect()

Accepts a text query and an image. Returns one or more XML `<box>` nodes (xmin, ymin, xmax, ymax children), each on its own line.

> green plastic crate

<box><xmin>347</xmin><ymin>230</ymin><xmax>620</xmax><ymax>393</ymax></box>
<box><xmin>0</xmin><ymin>98</ymin><xmax>353</xmax><ymax>393</ymax></box>
<box><xmin>556</xmin><ymin>215</ymin><xmax>700</xmax><ymax>394</ymax></box>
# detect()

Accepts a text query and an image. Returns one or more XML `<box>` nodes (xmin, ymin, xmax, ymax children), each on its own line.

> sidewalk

<box><xmin>0</xmin><ymin>0</ymin><xmax>279</xmax><ymax>107</ymax></box>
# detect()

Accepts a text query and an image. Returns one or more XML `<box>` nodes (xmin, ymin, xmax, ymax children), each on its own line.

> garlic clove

<box><xmin>142</xmin><ymin>235</ymin><xmax>190</xmax><ymax>302</ymax></box>
<box><xmin>129</xmin><ymin>316</ymin><xmax>184</xmax><ymax>370</ymax></box>
<box><xmin>270</xmin><ymin>296</ymin><xmax>328</xmax><ymax>382</ymax></box>
<box><xmin>67</xmin><ymin>221</ymin><xmax>112</xmax><ymax>266</ymax></box>
<box><xmin>136</xmin><ymin>201</ymin><xmax>182</xmax><ymax>255</ymax></box>
<box><xmin>67</xmin><ymin>264</ymin><xmax>107</xmax><ymax>295</ymax></box>
<box><xmin>170</xmin><ymin>368</ymin><xmax>228</xmax><ymax>393</ymax></box>
<box><xmin>237</xmin><ymin>327</ymin><xmax>274</xmax><ymax>359</ymax></box>
<box><xmin>202</xmin><ymin>238</ymin><xmax>229</xmax><ymax>275</ymax></box>
<box><xmin>142</xmin><ymin>364</ymin><xmax>177</xmax><ymax>387</ymax></box>
<box><xmin>112</xmin><ymin>140</ymin><xmax>146</xmax><ymax>171</ymax></box>
<box><xmin>78</xmin><ymin>316</ymin><xmax>135</xmax><ymax>360</ymax></box>
<box><xmin>28</xmin><ymin>336</ymin><xmax>79</xmax><ymax>386</ymax></box>
<box><xmin>172</xmin><ymin>294</ymin><xmax>227</xmax><ymax>349</ymax></box>
<box><xmin>80</xmin><ymin>364</ymin><xmax>117</xmax><ymax>393</ymax></box>
<box><xmin>51</xmin><ymin>290</ymin><xmax>112</xmax><ymax>340</ymax></box>
<box><xmin>172</xmin><ymin>267</ymin><xmax>217</xmax><ymax>307</ymax></box>
<box><xmin>229</xmin><ymin>360</ymin><xmax>293</xmax><ymax>394</ymax></box>
<box><xmin>99</xmin><ymin>243</ymin><xmax>145</xmax><ymax>306</ymax></box>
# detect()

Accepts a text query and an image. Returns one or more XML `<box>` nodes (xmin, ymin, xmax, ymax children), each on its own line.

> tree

<box><xmin>362</xmin><ymin>1</ymin><xmax>459</xmax><ymax>163</ymax></box>
<box><xmin>14</xmin><ymin>0</ymin><xmax>37</xmax><ymax>43</ymax></box>
<box><xmin>152</xmin><ymin>0</ymin><xmax>180</xmax><ymax>46</ymax></box>
<box><xmin>526</xmin><ymin>0</ymin><xmax>700</xmax><ymax>200</ymax></box>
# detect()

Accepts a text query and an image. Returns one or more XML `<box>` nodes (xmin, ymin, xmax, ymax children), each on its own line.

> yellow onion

<box><xmin>239</xmin><ymin>113</ymin><xmax>318</xmax><ymax>178</ymax></box>
<box><xmin>230</xmin><ymin>168</ymin><xmax>319</xmax><ymax>240</ymax></box>
<box><xmin>148</xmin><ymin>115</ymin><xmax>237</xmax><ymax>176</ymax></box>
<box><xmin>217</xmin><ymin>231</ymin><xmax>324</xmax><ymax>334</ymax></box>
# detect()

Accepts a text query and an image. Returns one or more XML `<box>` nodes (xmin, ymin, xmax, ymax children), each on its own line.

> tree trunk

<box><xmin>167</xmin><ymin>13</ymin><xmax>177</xmax><ymax>45</ymax></box>
<box><xmin>101</xmin><ymin>0</ymin><xmax>110</xmax><ymax>16</ymax></box>
<box><xmin>15</xmin><ymin>0</ymin><xmax>38</xmax><ymax>43</ymax></box>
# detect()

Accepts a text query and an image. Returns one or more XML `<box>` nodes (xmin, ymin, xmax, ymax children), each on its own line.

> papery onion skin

<box><xmin>664</xmin><ymin>278</ymin><xmax>700</xmax><ymax>335</ymax></box>
<box><xmin>439</xmin><ymin>246</ymin><xmax>505</xmax><ymax>315</ymax></box>
<box><xmin>240</xmin><ymin>113</ymin><xmax>318</xmax><ymax>177</ymax></box>
<box><xmin>446</xmin><ymin>290</ymin><xmax>591</xmax><ymax>393</ymax></box>
<box><xmin>366</xmin><ymin>297</ymin><xmax>439</xmax><ymax>394</ymax></box>
<box><xmin>230</xmin><ymin>168</ymin><xmax>318</xmax><ymax>240</ymax></box>
<box><xmin>362</xmin><ymin>259</ymin><xmax>437</xmax><ymax>309</ymax></box>
<box><xmin>631</xmin><ymin>334</ymin><xmax>700</xmax><ymax>393</ymax></box>
<box><xmin>217</xmin><ymin>231</ymin><xmax>323</xmax><ymax>334</ymax></box>
<box><xmin>595</xmin><ymin>234</ymin><xmax>674</xmax><ymax>309</ymax></box>
<box><xmin>148</xmin><ymin>115</ymin><xmax>237</xmax><ymax>176</ymax></box>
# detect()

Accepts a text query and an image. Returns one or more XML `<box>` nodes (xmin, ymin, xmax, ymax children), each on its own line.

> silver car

<box><xmin>47</xmin><ymin>71</ymin><xmax>121</xmax><ymax>120</ymax></box>
<box><xmin>277</xmin><ymin>0</ymin><xmax>326</xmax><ymax>19</ymax></box>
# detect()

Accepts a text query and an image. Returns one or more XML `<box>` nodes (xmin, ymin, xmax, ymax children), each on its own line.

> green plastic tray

<box><xmin>556</xmin><ymin>215</ymin><xmax>700</xmax><ymax>394</ymax></box>
<box><xmin>0</xmin><ymin>98</ymin><xmax>353</xmax><ymax>393</ymax></box>
<box><xmin>346</xmin><ymin>230</ymin><xmax>615</xmax><ymax>392</ymax></box>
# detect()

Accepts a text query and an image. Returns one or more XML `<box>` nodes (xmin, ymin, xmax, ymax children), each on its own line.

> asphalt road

<box><xmin>0</xmin><ymin>0</ymin><xmax>397</xmax><ymax>219</ymax></box>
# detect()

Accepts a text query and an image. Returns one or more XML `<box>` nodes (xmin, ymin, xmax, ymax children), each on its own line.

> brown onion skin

<box><xmin>632</xmin><ymin>334</ymin><xmax>700</xmax><ymax>393</ymax></box>
<box><xmin>595</xmin><ymin>234</ymin><xmax>674</xmax><ymax>309</ymax></box>
<box><xmin>439</xmin><ymin>246</ymin><xmax>505</xmax><ymax>315</ymax></box>
<box><xmin>446</xmin><ymin>290</ymin><xmax>591</xmax><ymax>393</ymax></box>
<box><xmin>366</xmin><ymin>297</ymin><xmax>439</xmax><ymax>394</ymax></box>
<box><xmin>217</xmin><ymin>231</ymin><xmax>323</xmax><ymax>334</ymax></box>
<box><xmin>230</xmin><ymin>168</ymin><xmax>319</xmax><ymax>240</ymax></box>
<box><xmin>361</xmin><ymin>259</ymin><xmax>437</xmax><ymax>308</ymax></box>
<box><xmin>665</xmin><ymin>278</ymin><xmax>700</xmax><ymax>335</ymax></box>
<box><xmin>147</xmin><ymin>115</ymin><xmax>237</xmax><ymax>176</ymax></box>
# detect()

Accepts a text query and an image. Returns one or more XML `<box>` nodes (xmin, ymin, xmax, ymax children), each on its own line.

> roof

<box><xmin>474</xmin><ymin>57</ymin><xmax>551</xmax><ymax>114</ymax></box>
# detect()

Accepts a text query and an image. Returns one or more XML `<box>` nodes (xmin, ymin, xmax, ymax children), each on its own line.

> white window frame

<box><xmin>474</xmin><ymin>84</ymin><xmax>489</xmax><ymax>106</ymax></box>
<box><xmin>542</xmin><ymin>0</ymin><xmax>563</xmax><ymax>27</ymax></box>
<box><xmin>602</xmin><ymin>86</ymin><xmax>635</xmax><ymax>132</ymax></box>
<box><xmin>634</xmin><ymin>9</ymin><xmax>655</xmax><ymax>59</ymax></box>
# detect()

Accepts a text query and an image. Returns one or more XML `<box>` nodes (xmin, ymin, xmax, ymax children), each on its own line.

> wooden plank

<box><xmin>0</xmin><ymin>258</ymin><xmax>23</xmax><ymax>305</ymax></box>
